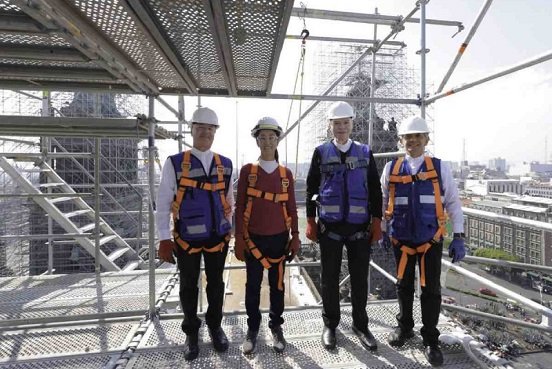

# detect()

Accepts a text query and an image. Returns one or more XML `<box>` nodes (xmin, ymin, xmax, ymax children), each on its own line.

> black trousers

<box><xmin>319</xmin><ymin>231</ymin><xmax>372</xmax><ymax>331</ymax></box>
<box><xmin>175</xmin><ymin>237</ymin><xmax>229</xmax><ymax>335</ymax></box>
<box><xmin>392</xmin><ymin>240</ymin><xmax>442</xmax><ymax>346</ymax></box>
<box><xmin>245</xmin><ymin>232</ymin><xmax>288</xmax><ymax>331</ymax></box>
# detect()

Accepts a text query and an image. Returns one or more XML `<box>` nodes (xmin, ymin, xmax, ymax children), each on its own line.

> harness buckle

<box><xmin>216</xmin><ymin>165</ymin><xmax>224</xmax><ymax>175</ymax></box>
<box><xmin>281</xmin><ymin>178</ymin><xmax>290</xmax><ymax>188</ymax></box>
<box><xmin>416</xmin><ymin>172</ymin><xmax>428</xmax><ymax>181</ymax></box>
<box><xmin>248</xmin><ymin>173</ymin><xmax>257</xmax><ymax>185</ymax></box>
<box><xmin>181</xmin><ymin>162</ymin><xmax>191</xmax><ymax>171</ymax></box>
<box><xmin>346</xmin><ymin>161</ymin><xmax>355</xmax><ymax>170</ymax></box>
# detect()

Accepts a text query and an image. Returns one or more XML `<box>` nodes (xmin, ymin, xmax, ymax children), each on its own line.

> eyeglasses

<box><xmin>257</xmin><ymin>136</ymin><xmax>278</xmax><ymax>142</ymax></box>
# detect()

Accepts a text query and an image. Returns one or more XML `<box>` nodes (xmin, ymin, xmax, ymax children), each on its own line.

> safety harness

<box><xmin>171</xmin><ymin>150</ymin><xmax>231</xmax><ymax>254</ymax></box>
<box><xmin>385</xmin><ymin>156</ymin><xmax>446</xmax><ymax>287</ymax></box>
<box><xmin>243</xmin><ymin>164</ymin><xmax>292</xmax><ymax>291</ymax></box>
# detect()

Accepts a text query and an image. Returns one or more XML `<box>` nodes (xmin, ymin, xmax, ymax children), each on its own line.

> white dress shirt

<box><xmin>258</xmin><ymin>159</ymin><xmax>278</xmax><ymax>174</ymax></box>
<box><xmin>332</xmin><ymin>138</ymin><xmax>352</xmax><ymax>153</ymax></box>
<box><xmin>155</xmin><ymin>148</ymin><xmax>235</xmax><ymax>241</ymax></box>
<box><xmin>380</xmin><ymin>154</ymin><xmax>464</xmax><ymax>233</ymax></box>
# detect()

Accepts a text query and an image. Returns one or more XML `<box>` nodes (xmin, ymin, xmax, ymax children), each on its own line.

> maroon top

<box><xmin>235</xmin><ymin>163</ymin><xmax>299</xmax><ymax>237</ymax></box>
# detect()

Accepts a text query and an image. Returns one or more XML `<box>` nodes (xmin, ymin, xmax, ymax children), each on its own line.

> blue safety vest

<box><xmin>318</xmin><ymin>141</ymin><xmax>371</xmax><ymax>224</ymax></box>
<box><xmin>389</xmin><ymin>157</ymin><xmax>443</xmax><ymax>244</ymax></box>
<box><xmin>170</xmin><ymin>152</ymin><xmax>232</xmax><ymax>241</ymax></box>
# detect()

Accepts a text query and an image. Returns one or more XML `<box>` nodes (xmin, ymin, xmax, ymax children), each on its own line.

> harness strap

<box><xmin>173</xmin><ymin>232</ymin><xmax>230</xmax><ymax>255</ymax></box>
<box><xmin>393</xmin><ymin>238</ymin><xmax>433</xmax><ymax>287</ymax></box>
<box><xmin>326</xmin><ymin>230</ymin><xmax>369</xmax><ymax>242</ymax></box>
<box><xmin>320</xmin><ymin>159</ymin><xmax>369</xmax><ymax>173</ymax></box>
<box><xmin>385</xmin><ymin>157</ymin><xmax>404</xmax><ymax>220</ymax></box>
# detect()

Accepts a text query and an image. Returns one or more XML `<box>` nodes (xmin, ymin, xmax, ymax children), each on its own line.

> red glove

<box><xmin>158</xmin><ymin>239</ymin><xmax>176</xmax><ymax>264</ymax></box>
<box><xmin>306</xmin><ymin>217</ymin><xmax>318</xmax><ymax>242</ymax></box>
<box><xmin>234</xmin><ymin>234</ymin><xmax>247</xmax><ymax>262</ymax></box>
<box><xmin>370</xmin><ymin>218</ymin><xmax>382</xmax><ymax>243</ymax></box>
<box><xmin>287</xmin><ymin>235</ymin><xmax>301</xmax><ymax>261</ymax></box>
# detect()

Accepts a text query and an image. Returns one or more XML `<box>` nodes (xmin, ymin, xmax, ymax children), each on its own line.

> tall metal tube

<box><xmin>436</xmin><ymin>0</ymin><xmax>493</xmax><ymax>93</ymax></box>
<box><xmin>41</xmin><ymin>91</ymin><xmax>54</xmax><ymax>274</ymax></box>
<box><xmin>94</xmin><ymin>138</ymin><xmax>101</xmax><ymax>273</ymax></box>
<box><xmin>420</xmin><ymin>0</ymin><xmax>427</xmax><ymax>118</ymax></box>
<box><xmin>368</xmin><ymin>8</ymin><xmax>378</xmax><ymax>147</ymax></box>
<box><xmin>178</xmin><ymin>95</ymin><xmax>184</xmax><ymax>153</ymax></box>
<box><xmin>147</xmin><ymin>96</ymin><xmax>156</xmax><ymax>317</ymax></box>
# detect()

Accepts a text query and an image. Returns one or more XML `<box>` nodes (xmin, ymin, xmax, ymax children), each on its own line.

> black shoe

<box><xmin>184</xmin><ymin>333</ymin><xmax>199</xmax><ymax>361</ymax></box>
<box><xmin>321</xmin><ymin>326</ymin><xmax>336</xmax><ymax>349</ymax></box>
<box><xmin>387</xmin><ymin>327</ymin><xmax>415</xmax><ymax>347</ymax></box>
<box><xmin>242</xmin><ymin>329</ymin><xmax>258</xmax><ymax>355</ymax></box>
<box><xmin>209</xmin><ymin>326</ymin><xmax>229</xmax><ymax>352</ymax></box>
<box><xmin>271</xmin><ymin>325</ymin><xmax>287</xmax><ymax>353</ymax></box>
<box><xmin>424</xmin><ymin>345</ymin><xmax>444</xmax><ymax>366</ymax></box>
<box><xmin>352</xmin><ymin>325</ymin><xmax>378</xmax><ymax>351</ymax></box>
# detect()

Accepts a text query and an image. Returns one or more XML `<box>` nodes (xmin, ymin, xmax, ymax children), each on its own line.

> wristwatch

<box><xmin>453</xmin><ymin>232</ymin><xmax>465</xmax><ymax>239</ymax></box>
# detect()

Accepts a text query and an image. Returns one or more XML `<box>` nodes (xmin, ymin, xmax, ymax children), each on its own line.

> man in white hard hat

<box><xmin>156</xmin><ymin>106</ymin><xmax>234</xmax><ymax>361</ymax></box>
<box><xmin>305</xmin><ymin>101</ymin><xmax>383</xmax><ymax>351</ymax></box>
<box><xmin>380</xmin><ymin>115</ymin><xmax>465</xmax><ymax>366</ymax></box>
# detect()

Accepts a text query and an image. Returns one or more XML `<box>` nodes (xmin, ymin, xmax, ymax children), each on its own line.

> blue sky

<box><xmin>155</xmin><ymin>0</ymin><xmax>552</xmax><ymax>168</ymax></box>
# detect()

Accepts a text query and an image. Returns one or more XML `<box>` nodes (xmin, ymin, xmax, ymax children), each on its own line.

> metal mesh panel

<box><xmin>0</xmin><ymin>58</ymin><xmax>103</xmax><ymax>70</ymax></box>
<box><xmin>147</xmin><ymin>0</ymin><xmax>226</xmax><ymax>91</ymax></box>
<box><xmin>0</xmin><ymin>273</ymin><xmax>168</xmax><ymax>320</ymax></box>
<box><xmin>0</xmin><ymin>323</ymin><xmax>136</xmax><ymax>360</ymax></box>
<box><xmin>70</xmin><ymin>0</ymin><xmax>187</xmax><ymax>90</ymax></box>
<box><xmin>0</xmin><ymin>0</ymin><xmax>22</xmax><ymax>13</ymax></box>
<box><xmin>0</xmin><ymin>33</ymin><xmax>72</xmax><ymax>47</ymax></box>
<box><xmin>0</xmin><ymin>355</ymin><xmax>114</xmax><ymax>369</ymax></box>
<box><xmin>222</xmin><ymin>0</ymin><xmax>286</xmax><ymax>93</ymax></box>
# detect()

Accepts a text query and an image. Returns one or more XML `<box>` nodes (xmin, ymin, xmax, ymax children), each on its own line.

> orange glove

<box><xmin>287</xmin><ymin>234</ymin><xmax>301</xmax><ymax>261</ymax></box>
<box><xmin>234</xmin><ymin>234</ymin><xmax>247</xmax><ymax>262</ymax></box>
<box><xmin>306</xmin><ymin>217</ymin><xmax>318</xmax><ymax>242</ymax></box>
<box><xmin>370</xmin><ymin>218</ymin><xmax>382</xmax><ymax>243</ymax></box>
<box><xmin>158</xmin><ymin>239</ymin><xmax>176</xmax><ymax>264</ymax></box>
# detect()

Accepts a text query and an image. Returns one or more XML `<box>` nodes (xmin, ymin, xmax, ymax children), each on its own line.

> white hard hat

<box><xmin>398</xmin><ymin>116</ymin><xmax>430</xmax><ymax>135</ymax></box>
<box><xmin>191</xmin><ymin>107</ymin><xmax>219</xmax><ymax>127</ymax></box>
<box><xmin>251</xmin><ymin>116</ymin><xmax>284</xmax><ymax>137</ymax></box>
<box><xmin>327</xmin><ymin>101</ymin><xmax>355</xmax><ymax>120</ymax></box>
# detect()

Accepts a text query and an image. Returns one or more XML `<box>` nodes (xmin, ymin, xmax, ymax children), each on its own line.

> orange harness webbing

<box><xmin>243</xmin><ymin>164</ymin><xmax>291</xmax><ymax>291</ymax></box>
<box><xmin>386</xmin><ymin>156</ymin><xmax>447</xmax><ymax>287</ymax></box>
<box><xmin>171</xmin><ymin>150</ymin><xmax>231</xmax><ymax>254</ymax></box>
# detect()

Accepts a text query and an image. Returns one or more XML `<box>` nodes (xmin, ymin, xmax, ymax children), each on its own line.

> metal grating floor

<box><xmin>0</xmin><ymin>272</ymin><xmax>500</xmax><ymax>369</ymax></box>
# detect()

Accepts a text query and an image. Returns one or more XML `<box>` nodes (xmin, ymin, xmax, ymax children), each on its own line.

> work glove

<box><xmin>234</xmin><ymin>234</ymin><xmax>247</xmax><ymax>262</ymax></box>
<box><xmin>379</xmin><ymin>232</ymin><xmax>392</xmax><ymax>250</ymax></box>
<box><xmin>448</xmin><ymin>238</ymin><xmax>466</xmax><ymax>263</ymax></box>
<box><xmin>370</xmin><ymin>218</ymin><xmax>382</xmax><ymax>243</ymax></box>
<box><xmin>306</xmin><ymin>217</ymin><xmax>318</xmax><ymax>242</ymax></box>
<box><xmin>158</xmin><ymin>239</ymin><xmax>176</xmax><ymax>264</ymax></box>
<box><xmin>287</xmin><ymin>234</ymin><xmax>301</xmax><ymax>261</ymax></box>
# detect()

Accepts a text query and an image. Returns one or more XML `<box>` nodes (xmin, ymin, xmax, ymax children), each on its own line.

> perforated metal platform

<box><xmin>0</xmin><ymin>272</ymin><xmax>499</xmax><ymax>369</ymax></box>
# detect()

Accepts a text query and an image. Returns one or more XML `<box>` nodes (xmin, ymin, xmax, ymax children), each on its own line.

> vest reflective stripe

<box><xmin>394</xmin><ymin>197</ymin><xmax>408</xmax><ymax>205</ymax></box>
<box><xmin>420</xmin><ymin>195</ymin><xmax>436</xmax><ymax>204</ymax></box>
<box><xmin>242</xmin><ymin>163</ymin><xmax>291</xmax><ymax>290</ymax></box>
<box><xmin>349</xmin><ymin>205</ymin><xmax>367</xmax><ymax>214</ymax></box>
<box><xmin>318</xmin><ymin>142</ymin><xmax>371</xmax><ymax>224</ymax></box>
<box><xmin>170</xmin><ymin>150</ymin><xmax>232</xmax><ymax>246</ymax></box>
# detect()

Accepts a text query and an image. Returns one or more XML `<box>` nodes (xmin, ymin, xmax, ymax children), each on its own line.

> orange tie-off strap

<box><xmin>385</xmin><ymin>157</ymin><xmax>404</xmax><ymax>220</ymax></box>
<box><xmin>173</xmin><ymin>232</ymin><xmax>230</xmax><ymax>254</ymax></box>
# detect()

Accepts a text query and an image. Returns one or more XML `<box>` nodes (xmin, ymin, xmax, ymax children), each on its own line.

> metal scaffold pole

<box><xmin>419</xmin><ymin>0</ymin><xmax>428</xmax><ymax>118</ymax></box>
<box><xmin>368</xmin><ymin>8</ymin><xmax>378</xmax><ymax>147</ymax></box>
<box><xmin>41</xmin><ymin>91</ymin><xmax>54</xmax><ymax>274</ymax></box>
<box><xmin>94</xmin><ymin>138</ymin><xmax>101</xmax><ymax>273</ymax></box>
<box><xmin>148</xmin><ymin>96</ymin><xmax>156</xmax><ymax>317</ymax></box>
<box><xmin>178</xmin><ymin>95</ymin><xmax>184</xmax><ymax>153</ymax></box>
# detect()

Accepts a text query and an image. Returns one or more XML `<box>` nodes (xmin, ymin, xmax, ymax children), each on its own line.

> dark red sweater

<box><xmin>235</xmin><ymin>163</ymin><xmax>298</xmax><ymax>236</ymax></box>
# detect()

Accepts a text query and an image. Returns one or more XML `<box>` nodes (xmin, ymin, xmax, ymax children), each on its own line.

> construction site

<box><xmin>0</xmin><ymin>0</ymin><xmax>551</xmax><ymax>368</ymax></box>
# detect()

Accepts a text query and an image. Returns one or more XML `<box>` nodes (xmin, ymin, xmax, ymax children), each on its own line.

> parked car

<box><xmin>478</xmin><ymin>287</ymin><xmax>497</xmax><ymax>297</ymax></box>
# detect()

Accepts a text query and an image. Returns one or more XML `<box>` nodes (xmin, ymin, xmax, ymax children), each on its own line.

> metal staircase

<box><xmin>0</xmin><ymin>155</ymin><xmax>146</xmax><ymax>272</ymax></box>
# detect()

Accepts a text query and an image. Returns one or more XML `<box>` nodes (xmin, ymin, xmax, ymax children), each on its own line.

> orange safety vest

<box><xmin>243</xmin><ymin>163</ymin><xmax>292</xmax><ymax>291</ymax></box>
<box><xmin>385</xmin><ymin>156</ymin><xmax>447</xmax><ymax>287</ymax></box>
<box><xmin>171</xmin><ymin>150</ymin><xmax>231</xmax><ymax>254</ymax></box>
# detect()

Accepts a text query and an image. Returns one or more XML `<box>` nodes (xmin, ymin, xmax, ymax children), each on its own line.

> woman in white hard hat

<box><xmin>305</xmin><ymin>101</ymin><xmax>383</xmax><ymax>351</ymax></box>
<box><xmin>380</xmin><ymin>115</ymin><xmax>465</xmax><ymax>366</ymax></box>
<box><xmin>235</xmin><ymin>117</ymin><xmax>300</xmax><ymax>355</ymax></box>
<box><xmin>156</xmin><ymin>106</ymin><xmax>234</xmax><ymax>361</ymax></box>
